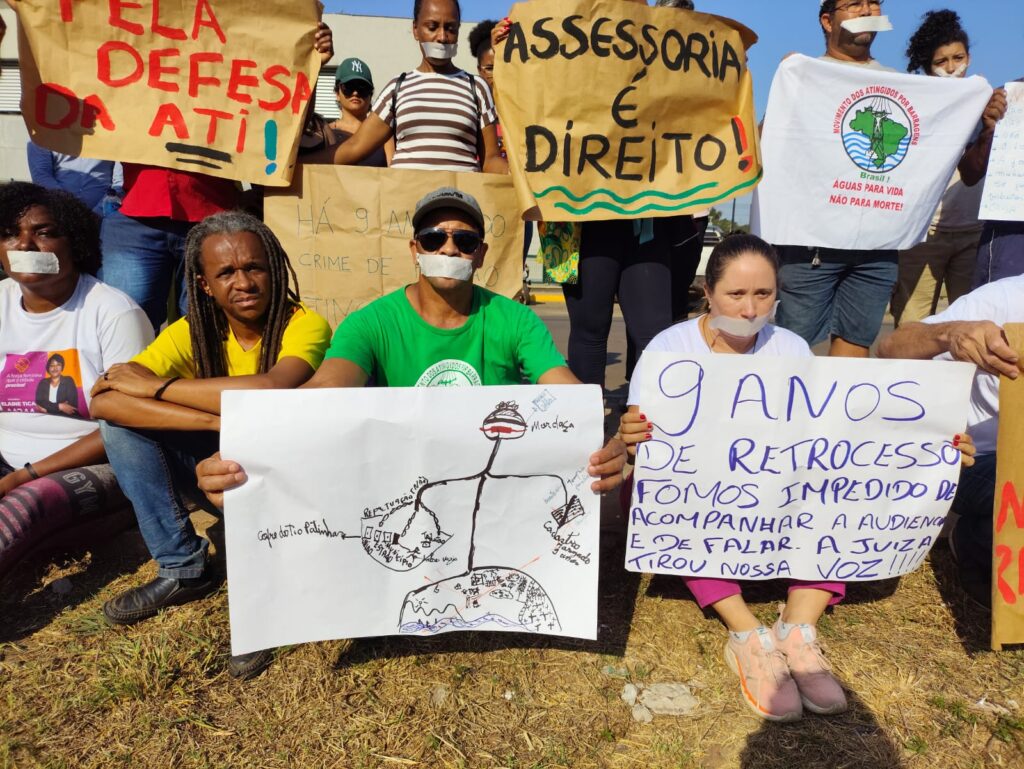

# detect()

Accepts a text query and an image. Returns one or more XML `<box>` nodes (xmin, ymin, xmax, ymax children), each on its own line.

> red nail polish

<box><xmin>639</xmin><ymin>413</ymin><xmax>646</xmax><ymax>420</ymax></box>
<box><xmin>953</xmin><ymin>438</ymin><xmax>961</xmax><ymax>447</ymax></box>
<box><xmin>645</xmin><ymin>433</ymin><xmax>652</xmax><ymax>440</ymax></box>
<box><xmin>647</xmin><ymin>423</ymin><xmax>653</xmax><ymax>430</ymax></box>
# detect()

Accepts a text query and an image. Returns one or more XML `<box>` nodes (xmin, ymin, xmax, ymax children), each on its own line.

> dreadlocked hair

<box><xmin>906</xmin><ymin>10</ymin><xmax>969</xmax><ymax>74</ymax></box>
<box><xmin>0</xmin><ymin>181</ymin><xmax>101</xmax><ymax>274</ymax></box>
<box><xmin>183</xmin><ymin>211</ymin><xmax>301</xmax><ymax>379</ymax></box>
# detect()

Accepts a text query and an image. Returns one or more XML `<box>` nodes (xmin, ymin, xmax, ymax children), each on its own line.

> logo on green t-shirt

<box><xmin>416</xmin><ymin>359</ymin><xmax>483</xmax><ymax>387</ymax></box>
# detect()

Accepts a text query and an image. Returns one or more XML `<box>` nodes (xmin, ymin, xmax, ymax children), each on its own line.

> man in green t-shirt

<box><xmin>198</xmin><ymin>187</ymin><xmax>626</xmax><ymax>500</ymax></box>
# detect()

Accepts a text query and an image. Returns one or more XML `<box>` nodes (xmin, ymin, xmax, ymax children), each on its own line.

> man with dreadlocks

<box><xmin>90</xmin><ymin>211</ymin><xmax>331</xmax><ymax>678</ymax></box>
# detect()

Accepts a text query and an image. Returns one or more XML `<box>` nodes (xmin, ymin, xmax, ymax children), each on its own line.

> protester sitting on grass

<box><xmin>619</xmin><ymin>234</ymin><xmax>976</xmax><ymax>722</ymax></box>
<box><xmin>0</xmin><ymin>182</ymin><xmax>152</xmax><ymax>581</ymax></box>
<box><xmin>333</xmin><ymin>0</ymin><xmax>507</xmax><ymax>174</ymax></box>
<box><xmin>195</xmin><ymin>187</ymin><xmax>626</xmax><ymax>503</ymax></box>
<box><xmin>90</xmin><ymin>211</ymin><xmax>331</xmax><ymax>679</ymax></box>
<box><xmin>879</xmin><ymin>276</ymin><xmax>1022</xmax><ymax>607</ymax></box>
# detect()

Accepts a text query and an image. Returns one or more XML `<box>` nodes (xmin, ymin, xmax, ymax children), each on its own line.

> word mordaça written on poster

<box><xmin>13</xmin><ymin>0</ymin><xmax>320</xmax><ymax>185</ymax></box>
<box><xmin>221</xmin><ymin>386</ymin><xmax>603</xmax><ymax>656</ymax></box>
<box><xmin>627</xmin><ymin>353</ymin><xmax>973</xmax><ymax>583</ymax></box>
<box><xmin>752</xmin><ymin>55</ymin><xmax>992</xmax><ymax>250</ymax></box>
<box><xmin>494</xmin><ymin>0</ymin><xmax>761</xmax><ymax>221</ymax></box>
<box><xmin>264</xmin><ymin>166</ymin><xmax>525</xmax><ymax>328</ymax></box>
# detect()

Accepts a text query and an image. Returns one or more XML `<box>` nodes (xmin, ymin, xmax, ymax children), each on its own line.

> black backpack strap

<box><xmin>462</xmin><ymin>72</ymin><xmax>483</xmax><ymax>161</ymax></box>
<box><xmin>391</xmin><ymin>71</ymin><xmax>409</xmax><ymax>139</ymax></box>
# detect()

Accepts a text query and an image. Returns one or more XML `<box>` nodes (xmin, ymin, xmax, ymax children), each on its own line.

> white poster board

<box><xmin>979</xmin><ymin>81</ymin><xmax>1024</xmax><ymax>222</ymax></box>
<box><xmin>627</xmin><ymin>354</ymin><xmax>974</xmax><ymax>582</ymax></box>
<box><xmin>221</xmin><ymin>386</ymin><xmax>604</xmax><ymax>656</ymax></box>
<box><xmin>752</xmin><ymin>55</ymin><xmax>992</xmax><ymax>250</ymax></box>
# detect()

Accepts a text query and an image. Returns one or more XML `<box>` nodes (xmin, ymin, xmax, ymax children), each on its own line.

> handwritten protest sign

<box><xmin>992</xmin><ymin>325</ymin><xmax>1024</xmax><ymax>650</ymax></box>
<box><xmin>979</xmin><ymin>82</ymin><xmax>1024</xmax><ymax>223</ymax></box>
<box><xmin>264</xmin><ymin>165</ymin><xmax>526</xmax><ymax>328</ymax></box>
<box><xmin>752</xmin><ymin>55</ymin><xmax>992</xmax><ymax>250</ymax></box>
<box><xmin>493</xmin><ymin>0</ymin><xmax>761</xmax><ymax>221</ymax></box>
<box><xmin>13</xmin><ymin>0</ymin><xmax>320</xmax><ymax>185</ymax></box>
<box><xmin>627</xmin><ymin>353</ymin><xmax>974</xmax><ymax>583</ymax></box>
<box><xmin>221</xmin><ymin>385</ymin><xmax>603</xmax><ymax>655</ymax></box>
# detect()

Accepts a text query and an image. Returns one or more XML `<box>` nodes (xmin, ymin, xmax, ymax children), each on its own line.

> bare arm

<box><xmin>383</xmin><ymin>137</ymin><xmax>396</xmax><ymax>166</ymax></box>
<box><xmin>91</xmin><ymin>390</ymin><xmax>221</xmax><ymax>431</ymax></box>
<box><xmin>0</xmin><ymin>430</ymin><xmax>107</xmax><ymax>498</ymax></box>
<box><xmin>480</xmin><ymin>123</ymin><xmax>509</xmax><ymax>175</ymax></box>
<box><xmin>92</xmin><ymin>358</ymin><xmax>316</xmax><ymax>415</ymax></box>
<box><xmin>878</xmin><ymin>320</ymin><xmax>1020</xmax><ymax>378</ymax></box>
<box><xmin>301</xmin><ymin>357</ymin><xmax>370</xmax><ymax>388</ymax></box>
<box><xmin>959</xmin><ymin>88</ymin><xmax>1008</xmax><ymax>186</ymax></box>
<box><xmin>537</xmin><ymin>365</ymin><xmax>580</xmax><ymax>385</ymax></box>
<box><xmin>333</xmin><ymin>113</ymin><xmax>393</xmax><ymax>165</ymax></box>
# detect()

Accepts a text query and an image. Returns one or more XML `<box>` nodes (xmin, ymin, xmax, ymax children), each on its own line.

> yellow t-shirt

<box><xmin>133</xmin><ymin>304</ymin><xmax>331</xmax><ymax>378</ymax></box>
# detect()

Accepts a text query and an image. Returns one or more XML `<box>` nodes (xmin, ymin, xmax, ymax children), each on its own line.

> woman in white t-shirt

<box><xmin>620</xmin><ymin>235</ymin><xmax>848</xmax><ymax>723</ymax></box>
<box><xmin>0</xmin><ymin>182</ymin><xmax>152</xmax><ymax>581</ymax></box>
<box><xmin>332</xmin><ymin>0</ymin><xmax>507</xmax><ymax>174</ymax></box>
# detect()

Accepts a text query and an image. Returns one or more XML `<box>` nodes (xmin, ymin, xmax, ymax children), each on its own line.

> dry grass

<box><xmin>2</xmin><ymin>514</ymin><xmax>1023</xmax><ymax>769</ymax></box>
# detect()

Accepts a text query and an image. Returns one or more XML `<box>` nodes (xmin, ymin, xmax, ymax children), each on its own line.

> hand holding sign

<box><xmin>14</xmin><ymin>0</ymin><xmax>322</xmax><ymax>185</ymax></box>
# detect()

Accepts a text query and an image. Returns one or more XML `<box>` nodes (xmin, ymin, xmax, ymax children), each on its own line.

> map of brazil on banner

<box><xmin>752</xmin><ymin>55</ymin><xmax>992</xmax><ymax>251</ymax></box>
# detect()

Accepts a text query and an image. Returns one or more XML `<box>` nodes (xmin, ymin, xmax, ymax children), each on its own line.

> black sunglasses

<box><xmin>415</xmin><ymin>227</ymin><xmax>483</xmax><ymax>254</ymax></box>
<box><xmin>339</xmin><ymin>82</ymin><xmax>373</xmax><ymax>98</ymax></box>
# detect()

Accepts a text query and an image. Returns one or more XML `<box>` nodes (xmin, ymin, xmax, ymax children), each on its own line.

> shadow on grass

<box><xmin>0</xmin><ymin>522</ymin><xmax>150</xmax><ymax>644</ymax></box>
<box><xmin>928</xmin><ymin>542</ymin><xmax>992</xmax><ymax>656</ymax></box>
<box><xmin>739</xmin><ymin>690</ymin><xmax>908</xmax><ymax>769</ymax></box>
<box><xmin>333</xmin><ymin>532</ymin><xmax>643</xmax><ymax>667</ymax></box>
<box><xmin>645</xmin><ymin>574</ymin><xmax>900</xmax><ymax>608</ymax></box>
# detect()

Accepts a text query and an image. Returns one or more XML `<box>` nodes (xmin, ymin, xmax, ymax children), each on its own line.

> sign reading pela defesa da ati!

<box><xmin>13</xmin><ymin>0</ymin><xmax>322</xmax><ymax>186</ymax></box>
<box><xmin>494</xmin><ymin>0</ymin><xmax>762</xmax><ymax>222</ymax></box>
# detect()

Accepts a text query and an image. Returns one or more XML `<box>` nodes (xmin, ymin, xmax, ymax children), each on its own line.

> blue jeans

<box><xmin>100</xmin><ymin>422</ymin><xmax>219</xmax><ymax>579</ymax></box>
<box><xmin>973</xmin><ymin>220</ymin><xmax>1024</xmax><ymax>288</ymax></box>
<box><xmin>951</xmin><ymin>452</ymin><xmax>997</xmax><ymax>584</ymax></box>
<box><xmin>775</xmin><ymin>246</ymin><xmax>898</xmax><ymax>348</ymax></box>
<box><xmin>99</xmin><ymin>210</ymin><xmax>193</xmax><ymax>330</ymax></box>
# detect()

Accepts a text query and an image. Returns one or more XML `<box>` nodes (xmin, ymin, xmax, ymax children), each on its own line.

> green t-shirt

<box><xmin>326</xmin><ymin>286</ymin><xmax>566</xmax><ymax>387</ymax></box>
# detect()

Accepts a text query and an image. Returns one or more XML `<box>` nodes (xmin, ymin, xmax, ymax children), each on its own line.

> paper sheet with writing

<box><xmin>13</xmin><ymin>0</ymin><xmax>320</xmax><ymax>185</ymax></box>
<box><xmin>752</xmin><ymin>56</ymin><xmax>992</xmax><ymax>250</ymax></box>
<box><xmin>627</xmin><ymin>354</ymin><xmax>973</xmax><ymax>583</ymax></box>
<box><xmin>222</xmin><ymin>386</ymin><xmax>603</xmax><ymax>656</ymax></box>
<box><xmin>980</xmin><ymin>82</ymin><xmax>1024</xmax><ymax>222</ymax></box>
<box><xmin>264</xmin><ymin>165</ymin><xmax>525</xmax><ymax>328</ymax></box>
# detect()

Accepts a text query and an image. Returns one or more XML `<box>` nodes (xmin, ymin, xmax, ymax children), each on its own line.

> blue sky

<box><xmin>326</xmin><ymin>1</ymin><xmax>1022</xmax><ymax>222</ymax></box>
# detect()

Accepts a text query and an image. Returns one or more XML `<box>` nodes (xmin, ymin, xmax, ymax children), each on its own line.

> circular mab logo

<box><xmin>841</xmin><ymin>95</ymin><xmax>912</xmax><ymax>173</ymax></box>
<box><xmin>416</xmin><ymin>359</ymin><xmax>483</xmax><ymax>388</ymax></box>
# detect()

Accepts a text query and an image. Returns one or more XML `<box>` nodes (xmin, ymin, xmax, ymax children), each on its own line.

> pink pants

<box><xmin>684</xmin><ymin>577</ymin><xmax>846</xmax><ymax>610</ymax></box>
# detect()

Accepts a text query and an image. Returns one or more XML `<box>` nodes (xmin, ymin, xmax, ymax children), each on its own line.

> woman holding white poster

<box><xmin>619</xmin><ymin>234</ymin><xmax>975</xmax><ymax>722</ymax></box>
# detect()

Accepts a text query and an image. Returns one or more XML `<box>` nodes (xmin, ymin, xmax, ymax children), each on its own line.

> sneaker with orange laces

<box><xmin>723</xmin><ymin>627</ymin><xmax>803</xmax><ymax>722</ymax></box>
<box><xmin>772</xmin><ymin>618</ymin><xmax>848</xmax><ymax>715</ymax></box>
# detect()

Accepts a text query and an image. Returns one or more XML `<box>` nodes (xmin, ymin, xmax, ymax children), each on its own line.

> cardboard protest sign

<box><xmin>627</xmin><ymin>353</ymin><xmax>974</xmax><ymax>583</ymax></box>
<box><xmin>493</xmin><ymin>0</ymin><xmax>761</xmax><ymax>221</ymax></box>
<box><xmin>992</xmin><ymin>324</ymin><xmax>1024</xmax><ymax>650</ymax></box>
<box><xmin>13</xmin><ymin>0</ymin><xmax>320</xmax><ymax>185</ymax></box>
<box><xmin>752</xmin><ymin>55</ymin><xmax>992</xmax><ymax>250</ymax></box>
<box><xmin>264</xmin><ymin>165</ymin><xmax>526</xmax><ymax>328</ymax></box>
<box><xmin>221</xmin><ymin>385</ymin><xmax>603</xmax><ymax>655</ymax></box>
<box><xmin>980</xmin><ymin>82</ymin><xmax>1024</xmax><ymax>223</ymax></box>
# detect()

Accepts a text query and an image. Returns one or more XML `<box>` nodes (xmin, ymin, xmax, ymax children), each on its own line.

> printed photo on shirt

<box><xmin>1</xmin><ymin>348</ymin><xmax>88</xmax><ymax>419</ymax></box>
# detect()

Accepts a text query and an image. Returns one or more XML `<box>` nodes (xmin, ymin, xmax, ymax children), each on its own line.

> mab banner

<box><xmin>752</xmin><ymin>55</ymin><xmax>992</xmax><ymax>250</ymax></box>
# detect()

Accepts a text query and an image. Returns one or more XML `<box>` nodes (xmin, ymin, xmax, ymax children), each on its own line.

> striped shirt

<box><xmin>372</xmin><ymin>70</ymin><xmax>497</xmax><ymax>172</ymax></box>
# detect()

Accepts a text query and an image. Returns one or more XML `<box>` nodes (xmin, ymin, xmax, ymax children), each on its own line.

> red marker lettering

<box><xmin>151</xmin><ymin>0</ymin><xmax>187</xmax><ymax>41</ymax></box>
<box><xmin>97</xmin><ymin>41</ymin><xmax>144</xmax><ymax>88</ymax></box>
<box><xmin>191</xmin><ymin>0</ymin><xmax>227</xmax><ymax>44</ymax></box>
<box><xmin>188</xmin><ymin>52</ymin><xmax>223</xmax><ymax>98</ymax></box>
<box><xmin>226</xmin><ymin>59</ymin><xmax>259</xmax><ymax>104</ymax></box>
<box><xmin>148</xmin><ymin>103</ymin><xmax>190</xmax><ymax>139</ymax></box>
<box><xmin>194</xmin><ymin>107</ymin><xmax>232</xmax><ymax>144</ymax></box>
<box><xmin>109</xmin><ymin>0</ymin><xmax>145</xmax><ymax>36</ymax></box>
<box><xmin>147</xmin><ymin>49</ymin><xmax>181</xmax><ymax>93</ymax></box>
<box><xmin>258</xmin><ymin>65</ymin><xmax>291</xmax><ymax>111</ymax></box>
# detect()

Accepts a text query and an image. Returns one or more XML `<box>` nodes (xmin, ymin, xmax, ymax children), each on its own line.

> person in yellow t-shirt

<box><xmin>89</xmin><ymin>210</ymin><xmax>330</xmax><ymax>679</ymax></box>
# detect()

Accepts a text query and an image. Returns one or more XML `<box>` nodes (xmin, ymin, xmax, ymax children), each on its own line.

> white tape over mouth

<box><xmin>417</xmin><ymin>252</ymin><xmax>475</xmax><ymax>282</ymax></box>
<box><xmin>841</xmin><ymin>15</ymin><xmax>893</xmax><ymax>34</ymax></box>
<box><xmin>421</xmin><ymin>42</ymin><xmax>459</xmax><ymax>60</ymax></box>
<box><xmin>6</xmin><ymin>250</ymin><xmax>60</xmax><ymax>274</ymax></box>
<box><xmin>933</xmin><ymin>63</ymin><xmax>968</xmax><ymax>79</ymax></box>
